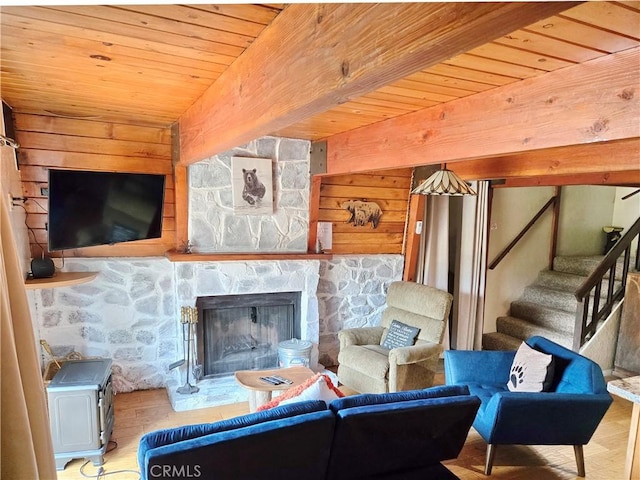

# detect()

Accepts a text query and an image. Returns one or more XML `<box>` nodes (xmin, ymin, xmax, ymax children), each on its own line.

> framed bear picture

<box><xmin>231</xmin><ymin>156</ymin><xmax>274</xmax><ymax>215</ymax></box>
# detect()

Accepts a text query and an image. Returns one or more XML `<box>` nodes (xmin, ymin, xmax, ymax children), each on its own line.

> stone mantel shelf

<box><xmin>165</xmin><ymin>250</ymin><xmax>333</xmax><ymax>262</ymax></box>
<box><xmin>25</xmin><ymin>271</ymin><xmax>98</xmax><ymax>289</ymax></box>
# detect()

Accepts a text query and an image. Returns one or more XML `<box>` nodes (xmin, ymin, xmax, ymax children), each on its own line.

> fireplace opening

<box><xmin>195</xmin><ymin>292</ymin><xmax>301</xmax><ymax>378</ymax></box>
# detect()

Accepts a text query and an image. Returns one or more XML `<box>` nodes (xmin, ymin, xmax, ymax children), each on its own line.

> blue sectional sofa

<box><xmin>138</xmin><ymin>385</ymin><xmax>481</xmax><ymax>480</ymax></box>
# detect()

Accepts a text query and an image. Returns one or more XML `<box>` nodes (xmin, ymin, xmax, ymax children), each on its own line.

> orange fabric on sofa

<box><xmin>257</xmin><ymin>373</ymin><xmax>344</xmax><ymax>411</ymax></box>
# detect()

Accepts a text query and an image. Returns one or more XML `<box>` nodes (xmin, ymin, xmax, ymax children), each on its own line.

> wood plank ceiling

<box><xmin>1</xmin><ymin>4</ymin><xmax>285</xmax><ymax>126</ymax></box>
<box><xmin>275</xmin><ymin>1</ymin><xmax>640</xmax><ymax>141</ymax></box>
<box><xmin>1</xmin><ymin>2</ymin><xmax>639</xmax><ymax>148</ymax></box>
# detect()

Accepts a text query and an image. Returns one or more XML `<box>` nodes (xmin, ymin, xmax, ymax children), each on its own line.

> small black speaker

<box><xmin>31</xmin><ymin>258</ymin><xmax>55</xmax><ymax>279</ymax></box>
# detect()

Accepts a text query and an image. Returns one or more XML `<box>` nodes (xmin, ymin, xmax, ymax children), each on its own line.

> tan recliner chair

<box><xmin>337</xmin><ymin>281</ymin><xmax>452</xmax><ymax>394</ymax></box>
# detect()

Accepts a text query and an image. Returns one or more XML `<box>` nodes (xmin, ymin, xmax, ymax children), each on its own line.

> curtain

<box><xmin>451</xmin><ymin>181</ymin><xmax>490</xmax><ymax>350</ymax></box>
<box><xmin>417</xmin><ymin>181</ymin><xmax>490</xmax><ymax>351</ymax></box>
<box><xmin>1</xmin><ymin>193</ymin><xmax>56</xmax><ymax>479</ymax></box>
<box><xmin>418</xmin><ymin>195</ymin><xmax>451</xmax><ymax>349</ymax></box>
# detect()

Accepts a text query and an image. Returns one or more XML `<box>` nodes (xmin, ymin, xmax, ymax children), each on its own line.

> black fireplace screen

<box><xmin>195</xmin><ymin>292</ymin><xmax>301</xmax><ymax>377</ymax></box>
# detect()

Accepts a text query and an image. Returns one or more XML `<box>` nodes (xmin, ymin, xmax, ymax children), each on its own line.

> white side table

<box><xmin>607</xmin><ymin>376</ymin><xmax>640</xmax><ymax>480</ymax></box>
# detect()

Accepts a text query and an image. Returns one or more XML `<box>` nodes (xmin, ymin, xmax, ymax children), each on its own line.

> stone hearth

<box><xmin>167</xmin><ymin>374</ymin><xmax>249</xmax><ymax>412</ymax></box>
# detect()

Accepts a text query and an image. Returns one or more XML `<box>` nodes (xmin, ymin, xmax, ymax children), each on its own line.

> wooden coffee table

<box><xmin>234</xmin><ymin>366</ymin><xmax>315</xmax><ymax>412</ymax></box>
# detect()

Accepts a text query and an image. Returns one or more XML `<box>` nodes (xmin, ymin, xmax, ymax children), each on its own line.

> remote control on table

<box><xmin>259</xmin><ymin>376</ymin><xmax>282</xmax><ymax>385</ymax></box>
<box><xmin>270</xmin><ymin>375</ymin><xmax>293</xmax><ymax>384</ymax></box>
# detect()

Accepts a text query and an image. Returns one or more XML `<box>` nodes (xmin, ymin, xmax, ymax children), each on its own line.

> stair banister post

<box><xmin>573</xmin><ymin>294</ymin><xmax>589</xmax><ymax>352</ymax></box>
<box><xmin>549</xmin><ymin>187</ymin><xmax>561</xmax><ymax>271</ymax></box>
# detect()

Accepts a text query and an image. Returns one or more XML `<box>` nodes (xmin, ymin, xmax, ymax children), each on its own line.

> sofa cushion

<box><xmin>380</xmin><ymin>320</ymin><xmax>420</xmax><ymax>349</ymax></box>
<box><xmin>257</xmin><ymin>373</ymin><xmax>343</xmax><ymax>411</ymax></box>
<box><xmin>143</xmin><ymin>410</ymin><xmax>336</xmax><ymax>480</ymax></box>
<box><xmin>138</xmin><ymin>399</ymin><xmax>327</xmax><ymax>469</ymax></box>
<box><xmin>326</xmin><ymin>395</ymin><xmax>480</xmax><ymax>480</ymax></box>
<box><xmin>507</xmin><ymin>341</ymin><xmax>555</xmax><ymax>392</ymax></box>
<box><xmin>329</xmin><ymin>384</ymin><xmax>470</xmax><ymax>412</ymax></box>
<box><xmin>338</xmin><ymin>344</ymin><xmax>390</xmax><ymax>378</ymax></box>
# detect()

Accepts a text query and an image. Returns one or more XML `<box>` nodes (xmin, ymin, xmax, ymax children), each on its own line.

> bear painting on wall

<box><xmin>232</xmin><ymin>157</ymin><xmax>273</xmax><ymax>214</ymax></box>
<box><xmin>341</xmin><ymin>200</ymin><xmax>383</xmax><ymax>228</ymax></box>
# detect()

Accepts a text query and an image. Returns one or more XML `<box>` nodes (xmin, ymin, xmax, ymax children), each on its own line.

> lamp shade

<box><xmin>411</xmin><ymin>167</ymin><xmax>476</xmax><ymax>196</ymax></box>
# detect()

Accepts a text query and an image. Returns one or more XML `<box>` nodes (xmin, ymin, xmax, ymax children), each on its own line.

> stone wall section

<box><xmin>189</xmin><ymin>137</ymin><xmax>310</xmax><ymax>252</ymax></box>
<box><xmin>29</xmin><ymin>254</ymin><xmax>403</xmax><ymax>393</ymax></box>
<box><xmin>30</xmin><ymin>257</ymin><xmax>176</xmax><ymax>393</ymax></box>
<box><xmin>317</xmin><ymin>255</ymin><xmax>404</xmax><ymax>366</ymax></box>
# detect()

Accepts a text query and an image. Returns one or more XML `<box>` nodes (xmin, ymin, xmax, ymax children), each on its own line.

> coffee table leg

<box><xmin>249</xmin><ymin>390</ymin><xmax>272</xmax><ymax>413</ymax></box>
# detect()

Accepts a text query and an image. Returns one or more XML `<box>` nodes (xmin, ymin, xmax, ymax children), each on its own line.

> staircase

<box><xmin>482</xmin><ymin>255</ymin><xmax>624</xmax><ymax>351</ymax></box>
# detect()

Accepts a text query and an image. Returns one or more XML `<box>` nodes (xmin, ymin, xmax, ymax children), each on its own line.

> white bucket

<box><xmin>278</xmin><ymin>339</ymin><xmax>312</xmax><ymax>368</ymax></box>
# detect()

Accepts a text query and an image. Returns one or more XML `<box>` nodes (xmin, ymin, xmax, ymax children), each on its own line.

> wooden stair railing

<box><xmin>574</xmin><ymin>216</ymin><xmax>640</xmax><ymax>351</ymax></box>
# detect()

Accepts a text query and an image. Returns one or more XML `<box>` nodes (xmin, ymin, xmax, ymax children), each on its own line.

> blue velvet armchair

<box><xmin>444</xmin><ymin>336</ymin><xmax>612</xmax><ymax>476</ymax></box>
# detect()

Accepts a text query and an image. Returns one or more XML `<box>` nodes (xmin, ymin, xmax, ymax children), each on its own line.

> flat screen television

<box><xmin>48</xmin><ymin>169</ymin><xmax>165</xmax><ymax>251</ymax></box>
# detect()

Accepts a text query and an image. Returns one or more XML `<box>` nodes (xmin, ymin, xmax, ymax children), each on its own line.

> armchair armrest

<box><xmin>338</xmin><ymin>327</ymin><xmax>384</xmax><ymax>349</ymax></box>
<box><xmin>389</xmin><ymin>342</ymin><xmax>443</xmax><ymax>365</ymax></box>
<box><xmin>477</xmin><ymin>391</ymin><xmax>613</xmax><ymax>444</ymax></box>
<box><xmin>444</xmin><ymin>350</ymin><xmax>516</xmax><ymax>385</ymax></box>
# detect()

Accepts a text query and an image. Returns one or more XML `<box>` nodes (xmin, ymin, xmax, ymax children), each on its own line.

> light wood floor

<box><xmin>56</xmin><ymin>379</ymin><xmax>632</xmax><ymax>480</ymax></box>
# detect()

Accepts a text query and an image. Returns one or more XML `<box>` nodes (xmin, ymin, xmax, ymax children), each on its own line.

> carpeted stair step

<box><xmin>482</xmin><ymin>332</ymin><xmax>522</xmax><ymax>351</ymax></box>
<box><xmin>553</xmin><ymin>255</ymin><xmax>628</xmax><ymax>280</ymax></box>
<box><xmin>496</xmin><ymin>316</ymin><xmax>573</xmax><ymax>349</ymax></box>
<box><xmin>534</xmin><ymin>269</ymin><xmax>587</xmax><ymax>292</ymax></box>
<box><xmin>520</xmin><ymin>285</ymin><xmax>580</xmax><ymax>313</ymax></box>
<box><xmin>553</xmin><ymin>255</ymin><xmax>604</xmax><ymax>276</ymax></box>
<box><xmin>534</xmin><ymin>269</ymin><xmax>620</xmax><ymax>294</ymax></box>
<box><xmin>510</xmin><ymin>301</ymin><xmax>576</xmax><ymax>332</ymax></box>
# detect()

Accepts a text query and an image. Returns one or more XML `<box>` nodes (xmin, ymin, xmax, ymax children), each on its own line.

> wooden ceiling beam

<box><xmin>178</xmin><ymin>1</ymin><xmax>579</xmax><ymax>165</ymax></box>
<box><xmin>326</xmin><ymin>47</ymin><xmax>639</xmax><ymax>175</ymax></box>
<box><xmin>451</xmin><ymin>138</ymin><xmax>640</xmax><ymax>182</ymax></box>
<box><xmin>492</xmin><ymin>171</ymin><xmax>640</xmax><ymax>188</ymax></box>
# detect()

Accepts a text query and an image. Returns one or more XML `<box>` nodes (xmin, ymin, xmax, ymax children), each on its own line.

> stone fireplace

<box><xmin>168</xmin><ymin>259</ymin><xmax>321</xmax><ymax>411</ymax></box>
<box><xmin>195</xmin><ymin>291</ymin><xmax>301</xmax><ymax>377</ymax></box>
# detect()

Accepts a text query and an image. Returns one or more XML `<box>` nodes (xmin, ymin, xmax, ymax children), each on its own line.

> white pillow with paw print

<box><xmin>507</xmin><ymin>341</ymin><xmax>555</xmax><ymax>392</ymax></box>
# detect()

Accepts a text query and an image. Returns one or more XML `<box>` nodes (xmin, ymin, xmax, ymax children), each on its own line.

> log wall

<box><xmin>310</xmin><ymin>168</ymin><xmax>413</xmax><ymax>255</ymax></box>
<box><xmin>14</xmin><ymin>113</ymin><xmax>175</xmax><ymax>258</ymax></box>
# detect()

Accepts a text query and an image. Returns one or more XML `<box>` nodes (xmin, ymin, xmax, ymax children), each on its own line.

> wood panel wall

<box><xmin>310</xmin><ymin>169</ymin><xmax>413</xmax><ymax>255</ymax></box>
<box><xmin>14</xmin><ymin>113</ymin><xmax>175</xmax><ymax>258</ymax></box>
